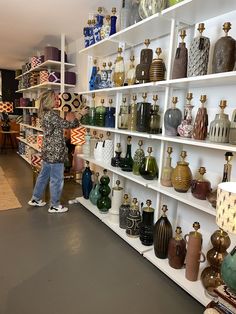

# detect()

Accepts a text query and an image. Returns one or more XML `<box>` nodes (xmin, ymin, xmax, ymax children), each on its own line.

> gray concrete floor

<box><xmin>0</xmin><ymin>152</ymin><xmax>204</xmax><ymax>314</ymax></box>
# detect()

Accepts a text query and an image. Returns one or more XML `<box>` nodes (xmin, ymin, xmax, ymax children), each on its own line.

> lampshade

<box><xmin>71</xmin><ymin>126</ymin><xmax>86</xmax><ymax>145</ymax></box>
<box><xmin>216</xmin><ymin>182</ymin><xmax>236</xmax><ymax>234</ymax></box>
<box><xmin>0</xmin><ymin>102</ymin><xmax>13</xmax><ymax>113</ymax></box>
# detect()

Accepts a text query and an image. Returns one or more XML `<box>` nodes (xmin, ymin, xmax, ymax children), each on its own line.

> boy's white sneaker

<box><xmin>28</xmin><ymin>199</ymin><xmax>46</xmax><ymax>207</ymax></box>
<box><xmin>48</xmin><ymin>205</ymin><xmax>69</xmax><ymax>213</ymax></box>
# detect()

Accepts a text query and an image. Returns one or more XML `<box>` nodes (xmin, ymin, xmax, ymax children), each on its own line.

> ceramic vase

<box><xmin>140</xmin><ymin>200</ymin><xmax>155</xmax><ymax>246</ymax></box>
<box><xmin>164</xmin><ymin>96</ymin><xmax>182</xmax><ymax>136</ymax></box>
<box><xmin>168</xmin><ymin>226</ymin><xmax>186</xmax><ymax>269</ymax></box>
<box><xmin>171</xmin><ymin>151</ymin><xmax>192</xmax><ymax>193</ymax></box>
<box><xmin>119</xmin><ymin>194</ymin><xmax>130</xmax><ymax>229</ymax></box>
<box><xmin>126</xmin><ymin>198</ymin><xmax>141</xmax><ymax>238</ymax></box>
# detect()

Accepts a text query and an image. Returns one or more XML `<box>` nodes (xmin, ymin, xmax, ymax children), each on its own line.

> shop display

<box><xmin>110</xmin><ymin>7</ymin><xmax>117</xmax><ymax>36</ymax></box>
<box><xmin>93</xmin><ymin>7</ymin><xmax>104</xmax><ymax>43</ymax></box>
<box><xmin>191</xmin><ymin>167</ymin><xmax>211</xmax><ymax>200</ymax></box>
<box><xmin>126</xmin><ymin>56</ymin><xmax>136</xmax><ymax>85</ymax></box>
<box><xmin>95</xmin><ymin>98</ymin><xmax>106</xmax><ymax>127</ymax></box>
<box><xmin>172</xmin><ymin>30</ymin><xmax>188</xmax><ymax>79</ymax></box>
<box><xmin>201</xmin><ymin>229</ymin><xmax>230</xmax><ymax>295</ymax></box>
<box><xmin>105</xmin><ymin>99</ymin><xmax>115</xmax><ymax>128</ymax></box>
<box><xmin>209</xmin><ymin>100</ymin><xmax>230</xmax><ymax>143</ymax></box>
<box><xmin>148</xmin><ymin>95</ymin><xmax>161</xmax><ymax>134</ymax></box>
<box><xmin>118</xmin><ymin>97</ymin><xmax>129</xmax><ymax>129</ymax></box>
<box><xmin>111</xmin><ymin>143</ymin><xmax>123</xmax><ymax>167</ymax></box>
<box><xmin>126</xmin><ymin>198</ymin><xmax>141</xmax><ymax>238</ymax></box>
<box><xmin>139</xmin><ymin>199</ymin><xmax>154</xmax><ymax>246</ymax></box>
<box><xmin>120</xmin><ymin>0</ymin><xmax>131</xmax><ymax>30</ymax></box>
<box><xmin>168</xmin><ymin>226</ymin><xmax>186</xmax><ymax>269</ymax></box>
<box><xmin>139</xmin><ymin>147</ymin><xmax>158</xmax><ymax>180</ymax></box>
<box><xmin>100</xmin><ymin>15</ymin><xmax>111</xmax><ymax>40</ymax></box>
<box><xmin>113</xmin><ymin>47</ymin><xmax>125</xmax><ymax>87</ymax></box>
<box><xmin>149</xmin><ymin>48</ymin><xmax>166</xmax><ymax>82</ymax></box>
<box><xmin>229</xmin><ymin>109</ymin><xmax>236</xmax><ymax>144</ymax></box>
<box><xmin>164</xmin><ymin>96</ymin><xmax>182</xmax><ymax>136</ymax></box>
<box><xmin>82</xmin><ymin>161</ymin><xmax>93</xmax><ymax>199</ymax></box>
<box><xmin>136</xmin><ymin>39</ymin><xmax>153</xmax><ymax>84</ymax></box>
<box><xmin>138</xmin><ymin>0</ymin><xmax>167</xmax><ymax>19</ymax></box>
<box><xmin>89</xmin><ymin>172</ymin><xmax>101</xmax><ymax>205</ymax></box>
<box><xmin>136</xmin><ymin>93</ymin><xmax>151</xmax><ymax>132</ymax></box>
<box><xmin>185</xmin><ymin>222</ymin><xmax>206</xmax><ymax>282</ymax></box>
<box><xmin>119</xmin><ymin>194</ymin><xmax>130</xmax><ymax>229</ymax></box>
<box><xmin>154</xmin><ymin>205</ymin><xmax>173</xmax><ymax>259</ymax></box>
<box><xmin>161</xmin><ymin>146</ymin><xmax>173</xmax><ymax>187</ymax></box>
<box><xmin>88</xmin><ymin>93</ymin><xmax>96</xmax><ymax>126</ymax></box>
<box><xmin>192</xmin><ymin>95</ymin><xmax>208</xmax><ymax>140</ymax></box>
<box><xmin>171</xmin><ymin>150</ymin><xmax>192</xmax><ymax>193</ymax></box>
<box><xmin>128</xmin><ymin>95</ymin><xmax>137</xmax><ymax>131</ymax></box>
<box><xmin>132</xmin><ymin>140</ymin><xmax>145</xmax><ymax>175</ymax></box>
<box><xmin>110</xmin><ymin>180</ymin><xmax>123</xmax><ymax>224</ymax></box>
<box><xmin>177</xmin><ymin>92</ymin><xmax>194</xmax><ymax>138</ymax></box>
<box><xmin>187</xmin><ymin>23</ymin><xmax>210</xmax><ymax>77</ymax></box>
<box><xmin>212</xmin><ymin>22</ymin><xmax>236</xmax><ymax>74</ymax></box>
<box><xmin>121</xmin><ymin>136</ymin><xmax>133</xmax><ymax>172</ymax></box>
<box><xmin>97</xmin><ymin>169</ymin><xmax>111</xmax><ymax>213</ymax></box>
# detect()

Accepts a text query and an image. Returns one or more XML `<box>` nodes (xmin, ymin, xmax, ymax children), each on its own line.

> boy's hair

<box><xmin>38</xmin><ymin>90</ymin><xmax>55</xmax><ymax>118</ymax></box>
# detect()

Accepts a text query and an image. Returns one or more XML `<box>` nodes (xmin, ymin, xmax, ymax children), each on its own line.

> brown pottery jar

<box><xmin>168</xmin><ymin>226</ymin><xmax>186</xmax><ymax>269</ymax></box>
<box><xmin>171</xmin><ymin>151</ymin><xmax>192</xmax><ymax>193</ymax></box>
<box><xmin>191</xmin><ymin>167</ymin><xmax>211</xmax><ymax>200</ymax></box>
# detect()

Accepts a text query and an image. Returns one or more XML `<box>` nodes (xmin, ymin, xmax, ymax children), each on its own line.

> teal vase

<box><xmin>221</xmin><ymin>247</ymin><xmax>236</xmax><ymax>293</ymax></box>
<box><xmin>89</xmin><ymin>172</ymin><xmax>101</xmax><ymax>205</ymax></box>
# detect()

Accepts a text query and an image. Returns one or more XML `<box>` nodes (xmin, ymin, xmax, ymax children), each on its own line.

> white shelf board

<box><xmin>79</xmin><ymin>38</ymin><xmax>121</xmax><ymax>58</ymax></box>
<box><xmin>148</xmin><ymin>181</ymin><xmax>216</xmax><ymax>216</ymax></box>
<box><xmin>17</xmin><ymin>152</ymin><xmax>31</xmax><ymax>165</ymax></box>
<box><xmin>162</xmin><ymin>0</ymin><xmax>236</xmax><ymax>25</ymax></box>
<box><xmin>20</xmin><ymin>123</ymin><xmax>43</xmax><ymax>132</ymax></box>
<box><xmin>17</xmin><ymin>137</ymin><xmax>41</xmax><ymax>152</ymax></box>
<box><xmin>143</xmin><ymin>249</ymin><xmax>210</xmax><ymax>306</ymax></box>
<box><xmin>16</xmin><ymin>82</ymin><xmax>75</xmax><ymax>93</ymax></box>
<box><xmin>151</xmin><ymin>134</ymin><xmax>236</xmax><ymax>152</ymax></box>
<box><xmin>16</xmin><ymin>107</ymin><xmax>38</xmax><ymax>110</ymax></box>
<box><xmin>78</xmin><ymin>197</ymin><xmax>107</xmax><ymax>221</ymax></box>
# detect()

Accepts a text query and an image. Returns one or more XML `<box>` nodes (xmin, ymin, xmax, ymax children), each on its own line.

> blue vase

<box><xmin>82</xmin><ymin>161</ymin><xmax>93</xmax><ymax>199</ymax></box>
<box><xmin>110</xmin><ymin>8</ymin><xmax>117</xmax><ymax>36</ymax></box>
<box><xmin>89</xmin><ymin>173</ymin><xmax>101</xmax><ymax>205</ymax></box>
<box><xmin>94</xmin><ymin>68</ymin><xmax>101</xmax><ymax>90</ymax></box>
<box><xmin>83</xmin><ymin>24</ymin><xmax>90</xmax><ymax>48</ymax></box>
<box><xmin>105</xmin><ymin>106</ymin><xmax>115</xmax><ymax>128</ymax></box>
<box><xmin>88</xmin><ymin>20</ymin><xmax>95</xmax><ymax>46</ymax></box>
<box><xmin>89</xmin><ymin>64</ymin><xmax>97</xmax><ymax>91</ymax></box>
<box><xmin>94</xmin><ymin>11</ymin><xmax>104</xmax><ymax>42</ymax></box>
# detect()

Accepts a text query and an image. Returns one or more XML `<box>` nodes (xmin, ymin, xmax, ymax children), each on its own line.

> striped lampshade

<box><xmin>71</xmin><ymin>126</ymin><xmax>86</xmax><ymax>145</ymax></box>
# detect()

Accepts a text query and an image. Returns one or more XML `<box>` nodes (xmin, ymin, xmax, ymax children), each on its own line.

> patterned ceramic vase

<box><xmin>171</xmin><ymin>151</ymin><xmax>192</xmax><ymax>193</ymax></box>
<box><xmin>192</xmin><ymin>95</ymin><xmax>208</xmax><ymax>140</ymax></box>
<box><xmin>149</xmin><ymin>48</ymin><xmax>166</xmax><ymax>82</ymax></box>
<box><xmin>161</xmin><ymin>146</ymin><xmax>174</xmax><ymax>187</ymax></box>
<box><xmin>140</xmin><ymin>200</ymin><xmax>155</xmax><ymax>246</ymax></box>
<box><xmin>209</xmin><ymin>100</ymin><xmax>230</xmax><ymax>143</ymax></box>
<box><xmin>177</xmin><ymin>93</ymin><xmax>194</xmax><ymax>138</ymax></box>
<box><xmin>132</xmin><ymin>140</ymin><xmax>145</xmax><ymax>175</ymax></box>
<box><xmin>119</xmin><ymin>194</ymin><xmax>130</xmax><ymax>229</ymax></box>
<box><xmin>126</xmin><ymin>198</ymin><xmax>141</xmax><ymax>238</ymax></box>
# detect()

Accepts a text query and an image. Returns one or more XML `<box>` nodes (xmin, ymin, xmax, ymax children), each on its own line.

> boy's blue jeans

<box><xmin>32</xmin><ymin>161</ymin><xmax>64</xmax><ymax>207</ymax></box>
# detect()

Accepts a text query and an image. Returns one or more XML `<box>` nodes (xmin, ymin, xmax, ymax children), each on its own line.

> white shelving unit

<box><xmin>16</xmin><ymin>82</ymin><xmax>75</xmax><ymax>93</ymax></box>
<box><xmin>17</xmin><ymin>137</ymin><xmax>41</xmax><ymax>152</ymax></box>
<box><xmin>19</xmin><ymin>123</ymin><xmax>43</xmax><ymax>132</ymax></box>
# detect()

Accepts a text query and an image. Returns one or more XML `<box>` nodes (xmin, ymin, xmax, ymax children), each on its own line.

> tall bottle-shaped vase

<box><xmin>126</xmin><ymin>56</ymin><xmax>136</xmax><ymax>85</ymax></box>
<box><xmin>82</xmin><ymin>129</ymin><xmax>91</xmax><ymax>158</ymax></box>
<box><xmin>139</xmin><ymin>147</ymin><xmax>158</xmax><ymax>180</ymax></box>
<box><xmin>149</xmin><ymin>48</ymin><xmax>166</xmax><ymax>82</ymax></box>
<box><xmin>187</xmin><ymin>23</ymin><xmax>210</xmax><ymax>77</ymax></box>
<box><xmin>212</xmin><ymin>22</ymin><xmax>236</xmax><ymax>74</ymax></box>
<box><xmin>110</xmin><ymin>7</ymin><xmax>117</xmax><ymax>36</ymax></box>
<box><xmin>89</xmin><ymin>19</ymin><xmax>96</xmax><ymax>46</ymax></box>
<box><xmin>118</xmin><ymin>97</ymin><xmax>129</xmax><ymax>129</ymax></box>
<box><xmin>191</xmin><ymin>167</ymin><xmax>211</xmax><ymax>200</ymax></box>
<box><xmin>106</xmin><ymin>62</ymin><xmax>113</xmax><ymax>88</ymax></box>
<box><xmin>89</xmin><ymin>131</ymin><xmax>98</xmax><ymax>157</ymax></box>
<box><xmin>100</xmin><ymin>15</ymin><xmax>111</xmax><ymax>40</ymax></box>
<box><xmin>105</xmin><ymin>99</ymin><xmax>115</xmax><ymax>128</ymax></box>
<box><xmin>83</xmin><ymin>20</ymin><xmax>90</xmax><ymax>48</ymax></box>
<box><xmin>148</xmin><ymin>95</ymin><xmax>161</xmax><ymax>134</ymax></box>
<box><xmin>110</xmin><ymin>180</ymin><xmax>123</xmax><ymax>224</ymax></box>
<box><xmin>119</xmin><ymin>194</ymin><xmax>130</xmax><ymax>229</ymax></box>
<box><xmin>88</xmin><ymin>93</ymin><xmax>96</xmax><ymax>126</ymax></box>
<box><xmin>81</xmin><ymin>98</ymin><xmax>90</xmax><ymax>125</ymax></box>
<box><xmin>95</xmin><ymin>98</ymin><xmax>106</xmax><ymax>127</ymax></box>
<box><xmin>97</xmin><ymin>169</ymin><xmax>111</xmax><ymax>213</ymax></box>
<box><xmin>93</xmin><ymin>7</ymin><xmax>104</xmax><ymax>43</ymax></box>
<box><xmin>185</xmin><ymin>222</ymin><xmax>206</xmax><ymax>281</ymax></box>
<box><xmin>140</xmin><ymin>200</ymin><xmax>155</xmax><ymax>246</ymax></box>
<box><xmin>164</xmin><ymin>96</ymin><xmax>182</xmax><ymax>136</ymax></box>
<box><xmin>132</xmin><ymin>140</ymin><xmax>145</xmax><ymax>175</ymax></box>
<box><xmin>171</xmin><ymin>150</ymin><xmax>192</xmax><ymax>193</ymax></box>
<box><xmin>94</xmin><ymin>133</ymin><xmax>104</xmax><ymax>162</ymax></box>
<box><xmin>102</xmin><ymin>132</ymin><xmax>114</xmax><ymax>163</ymax></box>
<box><xmin>161</xmin><ymin>146</ymin><xmax>174</xmax><ymax>187</ymax></box>
<box><xmin>177</xmin><ymin>92</ymin><xmax>194</xmax><ymax>138</ymax></box>
<box><xmin>89</xmin><ymin>60</ymin><xmax>98</xmax><ymax>90</ymax></box>
<box><xmin>120</xmin><ymin>0</ymin><xmax>131</xmax><ymax>30</ymax></box>
<box><xmin>154</xmin><ymin>205</ymin><xmax>173</xmax><ymax>259</ymax></box>
<box><xmin>111</xmin><ymin>143</ymin><xmax>123</xmax><ymax>167</ymax></box>
<box><xmin>135</xmin><ymin>39</ymin><xmax>153</xmax><ymax>83</ymax></box>
<box><xmin>126</xmin><ymin>198</ymin><xmax>141</xmax><ymax>237</ymax></box>
<box><xmin>172</xmin><ymin>29</ymin><xmax>188</xmax><ymax>79</ymax></box>
<box><xmin>128</xmin><ymin>95</ymin><xmax>137</xmax><ymax>131</ymax></box>
<box><xmin>113</xmin><ymin>48</ymin><xmax>125</xmax><ymax>87</ymax></box>
<box><xmin>136</xmin><ymin>92</ymin><xmax>151</xmax><ymax>132</ymax></box>
<box><xmin>99</xmin><ymin>62</ymin><xmax>108</xmax><ymax>89</ymax></box>
<box><xmin>209</xmin><ymin>100</ymin><xmax>230</xmax><ymax>143</ymax></box>
<box><xmin>121</xmin><ymin>136</ymin><xmax>133</xmax><ymax>172</ymax></box>
<box><xmin>89</xmin><ymin>172</ymin><xmax>101</xmax><ymax>205</ymax></box>
<box><xmin>168</xmin><ymin>227</ymin><xmax>186</xmax><ymax>269</ymax></box>
<box><xmin>192</xmin><ymin>95</ymin><xmax>208</xmax><ymax>140</ymax></box>
<box><xmin>82</xmin><ymin>161</ymin><xmax>93</xmax><ymax>199</ymax></box>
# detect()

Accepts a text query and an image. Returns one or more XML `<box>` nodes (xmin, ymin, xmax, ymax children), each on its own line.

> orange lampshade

<box><xmin>71</xmin><ymin>126</ymin><xmax>86</xmax><ymax>145</ymax></box>
<box><xmin>0</xmin><ymin>102</ymin><xmax>13</xmax><ymax>113</ymax></box>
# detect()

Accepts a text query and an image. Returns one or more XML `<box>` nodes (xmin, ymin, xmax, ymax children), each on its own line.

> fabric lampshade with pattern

<box><xmin>0</xmin><ymin>102</ymin><xmax>13</xmax><ymax>113</ymax></box>
<box><xmin>71</xmin><ymin>127</ymin><xmax>86</xmax><ymax>145</ymax></box>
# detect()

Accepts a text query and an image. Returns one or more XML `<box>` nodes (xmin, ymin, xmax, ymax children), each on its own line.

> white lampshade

<box><xmin>216</xmin><ymin>182</ymin><xmax>236</xmax><ymax>234</ymax></box>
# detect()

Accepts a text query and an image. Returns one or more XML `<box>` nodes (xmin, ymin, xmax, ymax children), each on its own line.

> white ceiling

<box><xmin>0</xmin><ymin>0</ymin><xmax>120</xmax><ymax>70</ymax></box>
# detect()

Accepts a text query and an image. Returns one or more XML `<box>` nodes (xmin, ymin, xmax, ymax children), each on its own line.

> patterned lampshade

<box><xmin>216</xmin><ymin>182</ymin><xmax>236</xmax><ymax>234</ymax></box>
<box><xmin>71</xmin><ymin>126</ymin><xmax>86</xmax><ymax>145</ymax></box>
<box><xmin>0</xmin><ymin>102</ymin><xmax>13</xmax><ymax>113</ymax></box>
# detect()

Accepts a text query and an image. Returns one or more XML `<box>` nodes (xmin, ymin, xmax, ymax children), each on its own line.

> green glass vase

<box><xmin>121</xmin><ymin>136</ymin><xmax>133</xmax><ymax>172</ymax></box>
<box><xmin>95</xmin><ymin>98</ymin><xmax>106</xmax><ymax>127</ymax></box>
<box><xmin>97</xmin><ymin>169</ymin><xmax>111</xmax><ymax>213</ymax></box>
<box><xmin>89</xmin><ymin>172</ymin><xmax>101</xmax><ymax>205</ymax></box>
<box><xmin>139</xmin><ymin>147</ymin><xmax>158</xmax><ymax>180</ymax></box>
<box><xmin>132</xmin><ymin>140</ymin><xmax>145</xmax><ymax>175</ymax></box>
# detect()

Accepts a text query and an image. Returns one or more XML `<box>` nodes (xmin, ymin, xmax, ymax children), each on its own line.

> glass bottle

<box><xmin>139</xmin><ymin>0</ymin><xmax>167</xmax><ymax>19</ymax></box>
<box><xmin>89</xmin><ymin>172</ymin><xmax>101</xmax><ymax>205</ymax></box>
<box><xmin>111</xmin><ymin>143</ymin><xmax>123</xmax><ymax>167</ymax></box>
<box><xmin>95</xmin><ymin>98</ymin><xmax>106</xmax><ymax>127</ymax></box>
<box><xmin>82</xmin><ymin>129</ymin><xmax>91</xmax><ymax>158</ymax></box>
<box><xmin>99</xmin><ymin>62</ymin><xmax>108</xmax><ymax>89</ymax></box>
<box><xmin>168</xmin><ymin>226</ymin><xmax>186</xmax><ymax>269</ymax></box>
<box><xmin>89</xmin><ymin>59</ymin><xmax>98</xmax><ymax>91</ymax></box>
<box><xmin>209</xmin><ymin>100</ymin><xmax>230</xmax><ymax>143</ymax></box>
<box><xmin>100</xmin><ymin>15</ymin><xmax>111</xmax><ymax>40</ymax></box>
<box><xmin>89</xmin><ymin>130</ymin><xmax>98</xmax><ymax>157</ymax></box>
<box><xmin>132</xmin><ymin>140</ymin><xmax>145</xmax><ymax>175</ymax></box>
<box><xmin>121</xmin><ymin>136</ymin><xmax>133</xmax><ymax>172</ymax></box>
<box><xmin>136</xmin><ymin>92</ymin><xmax>151</xmax><ymax>132</ymax></box>
<box><xmin>135</xmin><ymin>39</ymin><xmax>153</xmax><ymax>84</ymax></box>
<box><xmin>119</xmin><ymin>194</ymin><xmax>130</xmax><ymax>229</ymax></box>
<box><xmin>130</xmin><ymin>0</ymin><xmax>141</xmax><ymax>25</ymax></box>
<box><xmin>83</xmin><ymin>20</ymin><xmax>90</xmax><ymax>48</ymax></box>
<box><xmin>113</xmin><ymin>47</ymin><xmax>125</xmax><ymax>87</ymax></box>
<box><xmin>177</xmin><ymin>92</ymin><xmax>194</xmax><ymax>138</ymax></box>
<box><xmin>105</xmin><ymin>98</ymin><xmax>115</xmax><ymax>128</ymax></box>
<box><xmin>126</xmin><ymin>56</ymin><xmax>136</xmax><ymax>85</ymax></box>
<box><xmin>94</xmin><ymin>66</ymin><xmax>101</xmax><ymax>90</ymax></box>
<box><xmin>120</xmin><ymin>0</ymin><xmax>131</xmax><ymax>30</ymax></box>
<box><xmin>93</xmin><ymin>7</ymin><xmax>104</xmax><ymax>43</ymax></box>
<box><xmin>140</xmin><ymin>199</ymin><xmax>155</xmax><ymax>246</ymax></box>
<box><xmin>171</xmin><ymin>150</ymin><xmax>192</xmax><ymax>193</ymax></box>
<box><xmin>82</xmin><ymin>161</ymin><xmax>93</xmax><ymax>199</ymax></box>
<box><xmin>139</xmin><ymin>147</ymin><xmax>158</xmax><ymax>180</ymax></box>
<box><xmin>128</xmin><ymin>95</ymin><xmax>137</xmax><ymax>131</ymax></box>
<box><xmin>118</xmin><ymin>97</ymin><xmax>129</xmax><ymax>129</ymax></box>
<box><xmin>154</xmin><ymin>205</ymin><xmax>173</xmax><ymax>259</ymax></box>
<box><xmin>97</xmin><ymin>169</ymin><xmax>111</xmax><ymax>213</ymax></box>
<box><xmin>149</xmin><ymin>48</ymin><xmax>166</xmax><ymax>82</ymax></box>
<box><xmin>106</xmin><ymin>62</ymin><xmax>113</xmax><ymax>88</ymax></box>
<box><xmin>110</xmin><ymin>180</ymin><xmax>123</xmax><ymax>224</ymax></box>
<box><xmin>126</xmin><ymin>198</ymin><xmax>141</xmax><ymax>237</ymax></box>
<box><xmin>88</xmin><ymin>93</ymin><xmax>96</xmax><ymax>126</ymax></box>
<box><xmin>191</xmin><ymin>167</ymin><xmax>211</xmax><ymax>200</ymax></box>
<box><xmin>80</xmin><ymin>98</ymin><xmax>90</xmax><ymax>125</ymax></box>
<box><xmin>164</xmin><ymin>96</ymin><xmax>182</xmax><ymax>136</ymax></box>
<box><xmin>172</xmin><ymin>29</ymin><xmax>188</xmax><ymax>79</ymax></box>
<box><xmin>110</xmin><ymin>7</ymin><xmax>117</xmax><ymax>36</ymax></box>
<box><xmin>89</xmin><ymin>19</ymin><xmax>96</xmax><ymax>46</ymax></box>
<box><xmin>161</xmin><ymin>146</ymin><xmax>174</xmax><ymax>187</ymax></box>
<box><xmin>192</xmin><ymin>95</ymin><xmax>208</xmax><ymax>140</ymax></box>
<box><xmin>148</xmin><ymin>94</ymin><xmax>161</xmax><ymax>134</ymax></box>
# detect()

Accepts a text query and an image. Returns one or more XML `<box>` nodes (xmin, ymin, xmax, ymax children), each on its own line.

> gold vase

<box><xmin>171</xmin><ymin>151</ymin><xmax>192</xmax><ymax>193</ymax></box>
